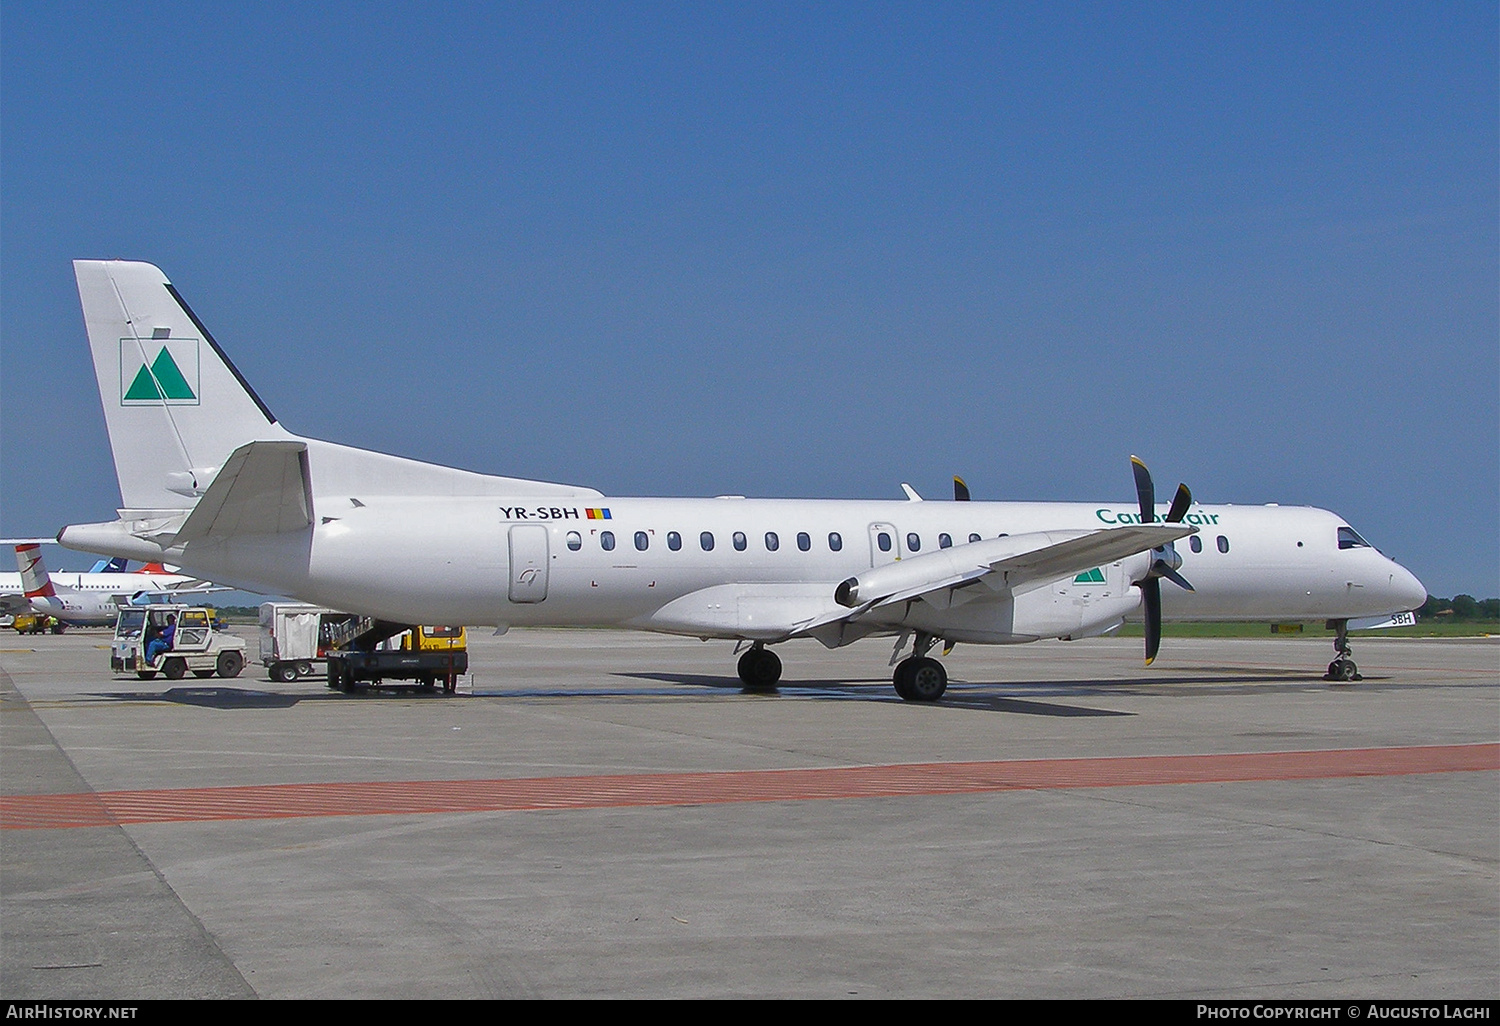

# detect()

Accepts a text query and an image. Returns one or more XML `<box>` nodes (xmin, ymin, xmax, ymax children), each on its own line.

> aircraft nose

<box><xmin>1388</xmin><ymin>561</ymin><xmax>1428</xmax><ymax>611</ymax></box>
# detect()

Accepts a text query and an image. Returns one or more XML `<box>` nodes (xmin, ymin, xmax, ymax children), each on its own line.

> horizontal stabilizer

<box><xmin>175</xmin><ymin>440</ymin><xmax>312</xmax><ymax>542</ymax></box>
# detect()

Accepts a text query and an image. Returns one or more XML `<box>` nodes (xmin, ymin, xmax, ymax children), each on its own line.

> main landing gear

<box><xmin>1324</xmin><ymin>618</ymin><xmax>1362</xmax><ymax>682</ymax></box>
<box><xmin>892</xmin><ymin>632</ymin><xmax>948</xmax><ymax>702</ymax></box>
<box><xmin>737</xmin><ymin>644</ymin><xmax>782</xmax><ymax>689</ymax></box>
<box><xmin>732</xmin><ymin>635</ymin><xmax>952</xmax><ymax>702</ymax></box>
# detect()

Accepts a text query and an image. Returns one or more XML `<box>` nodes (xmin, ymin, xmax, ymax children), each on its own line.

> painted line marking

<box><xmin>2</xmin><ymin>743</ymin><xmax>1494</xmax><ymax>830</ymax></box>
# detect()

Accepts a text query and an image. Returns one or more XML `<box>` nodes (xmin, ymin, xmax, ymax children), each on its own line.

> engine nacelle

<box><xmin>835</xmin><ymin>535</ymin><xmax>1149</xmax><ymax>643</ymax></box>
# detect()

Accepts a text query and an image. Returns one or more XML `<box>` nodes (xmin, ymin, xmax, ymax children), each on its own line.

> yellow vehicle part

<box><xmin>399</xmin><ymin>626</ymin><xmax>467</xmax><ymax>652</ymax></box>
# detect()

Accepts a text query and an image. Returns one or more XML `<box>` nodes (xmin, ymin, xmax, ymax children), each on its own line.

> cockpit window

<box><xmin>1338</xmin><ymin>526</ymin><xmax>1370</xmax><ymax>550</ymax></box>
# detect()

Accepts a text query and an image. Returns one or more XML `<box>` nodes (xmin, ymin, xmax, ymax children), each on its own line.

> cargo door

<box><xmin>508</xmin><ymin>524</ymin><xmax>550</xmax><ymax>603</ymax></box>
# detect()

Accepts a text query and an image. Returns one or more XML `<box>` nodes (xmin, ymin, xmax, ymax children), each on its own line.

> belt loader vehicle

<box><xmin>260</xmin><ymin>603</ymin><xmax>467</xmax><ymax>692</ymax></box>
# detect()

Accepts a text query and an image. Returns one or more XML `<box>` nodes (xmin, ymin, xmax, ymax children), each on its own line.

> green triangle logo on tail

<box><xmin>121</xmin><ymin>341</ymin><xmax>199</xmax><ymax>405</ymax></box>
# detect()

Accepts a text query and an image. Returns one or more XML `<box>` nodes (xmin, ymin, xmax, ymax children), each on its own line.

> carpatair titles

<box><xmin>1096</xmin><ymin>508</ymin><xmax>1219</xmax><ymax>526</ymax></box>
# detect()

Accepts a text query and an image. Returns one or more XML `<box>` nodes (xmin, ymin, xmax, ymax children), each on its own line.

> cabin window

<box><xmin>700</xmin><ymin>532</ymin><xmax>715</xmax><ymax>551</ymax></box>
<box><xmin>765</xmin><ymin>532</ymin><xmax>779</xmax><ymax>551</ymax></box>
<box><xmin>667</xmin><ymin>531</ymin><xmax>681</xmax><ymax>551</ymax></box>
<box><xmin>634</xmin><ymin>531</ymin><xmax>649</xmax><ymax>551</ymax></box>
<box><xmin>1189</xmin><ymin>535</ymin><xmax>1202</xmax><ymax>553</ymax></box>
<box><xmin>600</xmin><ymin>531</ymin><xmax>615</xmax><ymax>551</ymax></box>
<box><xmin>733</xmin><ymin>531</ymin><xmax>747</xmax><ymax>551</ymax></box>
<box><xmin>566</xmin><ymin>531</ymin><xmax>582</xmax><ymax>551</ymax></box>
<box><xmin>907</xmin><ymin>533</ymin><xmax>921</xmax><ymax>552</ymax></box>
<box><xmin>939</xmin><ymin>533</ymin><xmax>952</xmax><ymax>549</ymax></box>
<box><xmin>877</xmin><ymin>532</ymin><xmax>892</xmax><ymax>552</ymax></box>
<box><xmin>1338</xmin><ymin>527</ymin><xmax>1370</xmax><ymax>550</ymax></box>
<box><xmin>1217</xmin><ymin>535</ymin><xmax>1229</xmax><ymax>553</ymax></box>
<box><xmin>828</xmin><ymin>532</ymin><xmax>842</xmax><ymax>551</ymax></box>
<box><xmin>969</xmin><ymin>533</ymin><xmax>981</xmax><ymax>543</ymax></box>
<box><xmin>797</xmin><ymin>532</ymin><xmax>811</xmax><ymax>551</ymax></box>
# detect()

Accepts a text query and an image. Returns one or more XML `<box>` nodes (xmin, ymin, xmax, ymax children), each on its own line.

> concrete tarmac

<box><xmin>2</xmin><ymin>628</ymin><xmax>1496</xmax><ymax>999</ymax></box>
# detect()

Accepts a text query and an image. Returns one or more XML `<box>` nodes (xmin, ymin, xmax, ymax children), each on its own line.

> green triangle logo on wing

<box><xmin>123</xmin><ymin>347</ymin><xmax>196</xmax><ymax>401</ymax></box>
<box><xmin>1073</xmin><ymin>567</ymin><xmax>1107</xmax><ymax>584</ymax></box>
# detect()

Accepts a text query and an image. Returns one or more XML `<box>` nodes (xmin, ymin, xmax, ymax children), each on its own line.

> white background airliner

<box><xmin>0</xmin><ymin>542</ymin><xmax>217</xmax><ymax>627</ymax></box>
<box><xmin>59</xmin><ymin>260</ymin><xmax>1426</xmax><ymax>698</ymax></box>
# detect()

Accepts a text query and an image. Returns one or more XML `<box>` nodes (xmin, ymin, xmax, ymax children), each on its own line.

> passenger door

<box><xmin>508</xmin><ymin>524</ymin><xmax>550</xmax><ymax>603</ymax></box>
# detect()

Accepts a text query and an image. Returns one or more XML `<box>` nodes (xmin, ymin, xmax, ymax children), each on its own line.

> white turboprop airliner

<box><xmin>58</xmin><ymin>260</ymin><xmax>1426</xmax><ymax>698</ymax></box>
<box><xmin>0</xmin><ymin>542</ymin><xmax>218</xmax><ymax>627</ymax></box>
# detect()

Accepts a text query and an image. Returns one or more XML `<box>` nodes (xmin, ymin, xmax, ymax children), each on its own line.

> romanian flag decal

<box><xmin>585</xmin><ymin>508</ymin><xmax>612</xmax><ymax>520</ymax></box>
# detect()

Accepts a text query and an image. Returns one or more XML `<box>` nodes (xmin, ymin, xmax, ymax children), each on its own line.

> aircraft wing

<box><xmin>160</xmin><ymin>578</ymin><xmax>228</xmax><ymax>593</ymax></box>
<box><xmin>791</xmin><ymin>524</ymin><xmax>1197</xmax><ymax>637</ymax></box>
<box><xmin>114</xmin><ymin>583</ymin><xmax>230</xmax><ymax>608</ymax></box>
<box><xmin>881</xmin><ymin>524</ymin><xmax>1194</xmax><ymax>607</ymax></box>
<box><xmin>0</xmin><ymin>591</ymin><xmax>31</xmax><ymax>616</ymax></box>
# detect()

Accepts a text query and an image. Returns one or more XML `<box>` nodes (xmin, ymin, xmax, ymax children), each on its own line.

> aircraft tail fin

<box><xmin>14</xmin><ymin>544</ymin><xmax>59</xmax><ymax>601</ymax></box>
<box><xmin>74</xmin><ymin>260</ymin><xmax>291</xmax><ymax>512</ymax></box>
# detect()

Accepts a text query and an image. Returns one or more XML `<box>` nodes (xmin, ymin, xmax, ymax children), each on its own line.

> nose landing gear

<box><xmin>1324</xmin><ymin>619</ymin><xmax>1362</xmax><ymax>682</ymax></box>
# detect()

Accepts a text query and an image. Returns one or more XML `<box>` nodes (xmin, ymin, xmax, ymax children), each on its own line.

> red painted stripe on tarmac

<box><xmin>3</xmin><ymin>743</ymin><xmax>1494</xmax><ymax>830</ymax></box>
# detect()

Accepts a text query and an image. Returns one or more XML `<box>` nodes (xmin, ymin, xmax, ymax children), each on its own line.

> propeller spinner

<box><xmin>1129</xmin><ymin>456</ymin><xmax>1195</xmax><ymax>666</ymax></box>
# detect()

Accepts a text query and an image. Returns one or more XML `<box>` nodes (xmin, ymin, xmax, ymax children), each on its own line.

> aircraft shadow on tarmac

<box><xmin>95</xmin><ymin>685</ymin><xmax>464</xmax><ymax>709</ymax></box>
<box><xmin>615</xmin><ymin>667</ymin><xmax>1387</xmax><ymax>712</ymax></box>
<box><xmin>92</xmin><ymin>669</ymin><xmax>1377</xmax><ymax>714</ymax></box>
<box><xmin>614</xmin><ymin>672</ymin><xmax>1140</xmax><ymax>716</ymax></box>
<box><xmin>101</xmin><ymin>686</ymin><xmax>306</xmax><ymax>709</ymax></box>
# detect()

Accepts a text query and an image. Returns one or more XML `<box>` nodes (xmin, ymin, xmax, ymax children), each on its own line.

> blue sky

<box><xmin>2</xmin><ymin>2</ymin><xmax>1495</xmax><ymax>598</ymax></box>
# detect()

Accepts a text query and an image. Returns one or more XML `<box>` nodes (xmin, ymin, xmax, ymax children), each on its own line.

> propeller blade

<box><xmin>1166</xmin><ymin>483</ymin><xmax>1192</xmax><ymax>524</ymax></box>
<box><xmin>953</xmin><ymin>476</ymin><xmax>970</xmax><ymax>502</ymax></box>
<box><xmin>1142</xmin><ymin>577</ymin><xmax>1162</xmax><ymax>665</ymax></box>
<box><xmin>1130</xmin><ymin>455</ymin><xmax>1155</xmax><ymax>524</ymax></box>
<box><xmin>1131</xmin><ymin>459</ymin><xmax>1194</xmax><ymax>663</ymax></box>
<box><xmin>1158</xmin><ymin>565</ymin><xmax>1195</xmax><ymax>592</ymax></box>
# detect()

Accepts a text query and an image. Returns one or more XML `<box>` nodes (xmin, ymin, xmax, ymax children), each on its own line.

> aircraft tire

<box><xmin>737</xmin><ymin>647</ymin><xmax>782</xmax><ymax>688</ymax></box>
<box><xmin>1326</xmin><ymin>658</ymin><xmax>1361</xmax><ymax>683</ymax></box>
<box><xmin>217</xmin><ymin>650</ymin><xmax>244</xmax><ymax>679</ymax></box>
<box><xmin>163</xmin><ymin>658</ymin><xmax>187</xmax><ymax>681</ymax></box>
<box><xmin>892</xmin><ymin>661</ymin><xmax>914</xmax><ymax>700</ymax></box>
<box><xmin>895</xmin><ymin>657</ymin><xmax>946</xmax><ymax>702</ymax></box>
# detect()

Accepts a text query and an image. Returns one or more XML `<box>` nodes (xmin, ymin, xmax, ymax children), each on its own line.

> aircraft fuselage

<box><xmin>149</xmin><ymin>495</ymin><xmax>1423</xmax><ymax>638</ymax></box>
